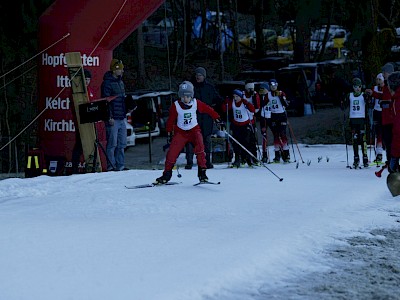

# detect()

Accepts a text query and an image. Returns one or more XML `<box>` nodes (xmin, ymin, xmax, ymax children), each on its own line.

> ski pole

<box><xmin>286</xmin><ymin>120</ymin><xmax>297</xmax><ymax>163</ymax></box>
<box><xmin>262</xmin><ymin>118</ymin><xmax>270</xmax><ymax>163</ymax></box>
<box><xmin>223</xmin><ymin>130</ymin><xmax>283</xmax><ymax>181</ymax></box>
<box><xmin>261</xmin><ymin>133</ymin><xmax>270</xmax><ymax>163</ymax></box>
<box><xmin>341</xmin><ymin>109</ymin><xmax>350</xmax><ymax>168</ymax></box>
<box><xmin>225</xmin><ymin>102</ymin><xmax>231</xmax><ymax>167</ymax></box>
<box><xmin>286</xmin><ymin>119</ymin><xmax>304</xmax><ymax>163</ymax></box>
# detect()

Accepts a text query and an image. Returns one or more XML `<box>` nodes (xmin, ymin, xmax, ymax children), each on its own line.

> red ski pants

<box><xmin>165</xmin><ymin>127</ymin><xmax>206</xmax><ymax>171</ymax></box>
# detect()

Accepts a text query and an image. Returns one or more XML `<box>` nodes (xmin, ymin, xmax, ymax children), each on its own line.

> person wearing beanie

<box><xmin>243</xmin><ymin>81</ymin><xmax>261</xmax><ymax>165</ymax></box>
<box><xmin>265</xmin><ymin>79</ymin><xmax>291</xmax><ymax>163</ymax></box>
<box><xmin>342</xmin><ymin>77</ymin><xmax>371</xmax><ymax>168</ymax></box>
<box><xmin>110</xmin><ymin>59</ymin><xmax>124</xmax><ymax>71</ymax></box>
<box><xmin>195</xmin><ymin>67</ymin><xmax>207</xmax><ymax>78</ymax></box>
<box><xmin>221</xmin><ymin>89</ymin><xmax>255</xmax><ymax>168</ymax></box>
<box><xmin>155</xmin><ymin>81</ymin><xmax>221</xmax><ymax>184</ymax></box>
<box><xmin>382</xmin><ymin>63</ymin><xmax>394</xmax><ymax>74</ymax></box>
<box><xmin>184</xmin><ymin>66</ymin><xmax>222</xmax><ymax>170</ymax></box>
<box><xmin>366</xmin><ymin>63</ymin><xmax>395</xmax><ymax>166</ymax></box>
<box><xmin>101</xmin><ymin>58</ymin><xmax>127</xmax><ymax>171</ymax></box>
<box><xmin>259</xmin><ymin>82</ymin><xmax>272</xmax><ymax>162</ymax></box>
<box><xmin>387</xmin><ymin>71</ymin><xmax>400</xmax><ymax>172</ymax></box>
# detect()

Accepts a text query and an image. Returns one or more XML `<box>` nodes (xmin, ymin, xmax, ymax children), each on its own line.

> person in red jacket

<box><xmin>366</xmin><ymin>63</ymin><xmax>395</xmax><ymax>166</ymax></box>
<box><xmin>155</xmin><ymin>81</ymin><xmax>221</xmax><ymax>184</ymax></box>
<box><xmin>387</xmin><ymin>72</ymin><xmax>400</xmax><ymax>172</ymax></box>
<box><xmin>222</xmin><ymin>89</ymin><xmax>255</xmax><ymax>168</ymax></box>
<box><xmin>370</xmin><ymin>73</ymin><xmax>385</xmax><ymax>164</ymax></box>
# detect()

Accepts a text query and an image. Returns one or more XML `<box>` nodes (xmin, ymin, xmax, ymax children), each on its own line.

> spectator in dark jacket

<box><xmin>185</xmin><ymin>66</ymin><xmax>222</xmax><ymax>169</ymax></box>
<box><xmin>101</xmin><ymin>58</ymin><xmax>127</xmax><ymax>171</ymax></box>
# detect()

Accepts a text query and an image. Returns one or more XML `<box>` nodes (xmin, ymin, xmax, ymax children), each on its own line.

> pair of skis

<box><xmin>125</xmin><ymin>181</ymin><xmax>220</xmax><ymax>189</ymax></box>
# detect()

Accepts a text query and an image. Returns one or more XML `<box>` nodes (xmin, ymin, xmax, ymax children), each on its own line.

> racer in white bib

<box><xmin>222</xmin><ymin>89</ymin><xmax>255</xmax><ymax>167</ymax></box>
<box><xmin>370</xmin><ymin>73</ymin><xmax>384</xmax><ymax>162</ymax></box>
<box><xmin>342</xmin><ymin>77</ymin><xmax>371</xmax><ymax>168</ymax></box>
<box><xmin>156</xmin><ymin>81</ymin><xmax>221</xmax><ymax>184</ymax></box>
<box><xmin>265</xmin><ymin>79</ymin><xmax>290</xmax><ymax>163</ymax></box>
<box><xmin>259</xmin><ymin>83</ymin><xmax>271</xmax><ymax>162</ymax></box>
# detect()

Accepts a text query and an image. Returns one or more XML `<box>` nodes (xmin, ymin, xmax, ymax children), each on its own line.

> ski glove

<box><xmin>215</xmin><ymin>119</ymin><xmax>225</xmax><ymax>130</ymax></box>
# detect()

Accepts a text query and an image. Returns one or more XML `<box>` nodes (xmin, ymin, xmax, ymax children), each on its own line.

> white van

<box><xmin>126</xmin><ymin>90</ymin><xmax>170</xmax><ymax>140</ymax></box>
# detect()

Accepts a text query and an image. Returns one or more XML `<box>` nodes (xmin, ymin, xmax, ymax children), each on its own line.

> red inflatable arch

<box><xmin>37</xmin><ymin>0</ymin><xmax>163</xmax><ymax>175</ymax></box>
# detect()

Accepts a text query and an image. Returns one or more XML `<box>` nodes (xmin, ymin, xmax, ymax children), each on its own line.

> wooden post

<box><xmin>65</xmin><ymin>52</ymin><xmax>102</xmax><ymax>172</ymax></box>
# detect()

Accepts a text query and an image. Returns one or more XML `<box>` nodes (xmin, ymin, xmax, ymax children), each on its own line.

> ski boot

<box><xmin>232</xmin><ymin>156</ymin><xmax>241</xmax><ymax>168</ymax></box>
<box><xmin>374</xmin><ymin>154</ymin><xmax>383</xmax><ymax>164</ymax></box>
<box><xmin>246</xmin><ymin>158</ymin><xmax>254</xmax><ymax>168</ymax></box>
<box><xmin>363</xmin><ymin>155</ymin><xmax>369</xmax><ymax>168</ymax></box>
<box><xmin>184</xmin><ymin>163</ymin><xmax>193</xmax><ymax>170</ymax></box>
<box><xmin>282</xmin><ymin>149</ymin><xmax>290</xmax><ymax>163</ymax></box>
<box><xmin>353</xmin><ymin>156</ymin><xmax>360</xmax><ymax>169</ymax></box>
<box><xmin>155</xmin><ymin>170</ymin><xmax>172</xmax><ymax>184</ymax></box>
<box><xmin>273</xmin><ymin>151</ymin><xmax>281</xmax><ymax>163</ymax></box>
<box><xmin>198</xmin><ymin>167</ymin><xmax>208</xmax><ymax>182</ymax></box>
<box><xmin>262</xmin><ymin>152</ymin><xmax>269</xmax><ymax>163</ymax></box>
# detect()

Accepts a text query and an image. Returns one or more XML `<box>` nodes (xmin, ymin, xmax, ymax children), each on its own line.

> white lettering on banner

<box><xmin>57</xmin><ymin>75</ymin><xmax>71</xmax><ymax>88</ymax></box>
<box><xmin>44</xmin><ymin>119</ymin><xmax>76</xmax><ymax>132</ymax></box>
<box><xmin>42</xmin><ymin>53</ymin><xmax>66</xmax><ymax>67</ymax></box>
<box><xmin>42</xmin><ymin>53</ymin><xmax>100</xmax><ymax>67</ymax></box>
<box><xmin>45</xmin><ymin>97</ymin><xmax>71</xmax><ymax>110</ymax></box>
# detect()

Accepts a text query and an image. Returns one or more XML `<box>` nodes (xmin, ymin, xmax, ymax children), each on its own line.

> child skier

<box><xmin>342</xmin><ymin>77</ymin><xmax>371</xmax><ymax>168</ymax></box>
<box><xmin>222</xmin><ymin>89</ymin><xmax>256</xmax><ymax>168</ymax></box>
<box><xmin>370</xmin><ymin>73</ymin><xmax>384</xmax><ymax>164</ymax></box>
<box><xmin>259</xmin><ymin>83</ymin><xmax>272</xmax><ymax>162</ymax></box>
<box><xmin>155</xmin><ymin>81</ymin><xmax>221</xmax><ymax>184</ymax></box>
<box><xmin>265</xmin><ymin>79</ymin><xmax>290</xmax><ymax>163</ymax></box>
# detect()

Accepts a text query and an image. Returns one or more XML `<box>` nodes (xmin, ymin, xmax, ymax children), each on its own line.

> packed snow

<box><xmin>0</xmin><ymin>144</ymin><xmax>398</xmax><ymax>300</ymax></box>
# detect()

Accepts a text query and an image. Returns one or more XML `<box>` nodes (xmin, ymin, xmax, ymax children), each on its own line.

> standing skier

<box><xmin>222</xmin><ymin>89</ymin><xmax>255</xmax><ymax>168</ymax></box>
<box><xmin>259</xmin><ymin>83</ymin><xmax>272</xmax><ymax>162</ymax></box>
<box><xmin>366</xmin><ymin>63</ymin><xmax>395</xmax><ymax>167</ymax></box>
<box><xmin>265</xmin><ymin>79</ymin><xmax>290</xmax><ymax>163</ymax></box>
<box><xmin>155</xmin><ymin>81</ymin><xmax>221</xmax><ymax>184</ymax></box>
<box><xmin>342</xmin><ymin>78</ymin><xmax>370</xmax><ymax>168</ymax></box>
<box><xmin>370</xmin><ymin>73</ymin><xmax>385</xmax><ymax>163</ymax></box>
<box><xmin>243</xmin><ymin>82</ymin><xmax>261</xmax><ymax>164</ymax></box>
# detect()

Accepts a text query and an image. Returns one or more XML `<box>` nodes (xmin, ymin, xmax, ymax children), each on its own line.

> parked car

<box><xmin>125</xmin><ymin>90</ymin><xmax>161</xmax><ymax>140</ymax></box>
<box><xmin>125</xmin><ymin>121</ymin><xmax>136</xmax><ymax>147</ymax></box>
<box><xmin>239</xmin><ymin>29</ymin><xmax>278</xmax><ymax>55</ymax></box>
<box><xmin>216</xmin><ymin>80</ymin><xmax>246</xmax><ymax>99</ymax></box>
<box><xmin>275</xmin><ymin>66</ymin><xmax>311</xmax><ymax>116</ymax></box>
<box><xmin>289</xmin><ymin>58</ymin><xmax>356</xmax><ymax>107</ymax></box>
<box><xmin>252</xmin><ymin>56</ymin><xmax>290</xmax><ymax>71</ymax></box>
<box><xmin>234</xmin><ymin>70</ymin><xmax>276</xmax><ymax>82</ymax></box>
<box><xmin>154</xmin><ymin>90</ymin><xmax>177</xmax><ymax>135</ymax></box>
<box><xmin>310</xmin><ymin>26</ymin><xmax>349</xmax><ymax>55</ymax></box>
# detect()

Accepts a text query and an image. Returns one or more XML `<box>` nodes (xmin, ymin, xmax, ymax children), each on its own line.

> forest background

<box><xmin>0</xmin><ymin>0</ymin><xmax>399</xmax><ymax>173</ymax></box>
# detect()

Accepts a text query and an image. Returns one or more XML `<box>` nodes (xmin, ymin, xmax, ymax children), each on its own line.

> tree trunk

<box><xmin>254</xmin><ymin>0</ymin><xmax>264</xmax><ymax>58</ymax></box>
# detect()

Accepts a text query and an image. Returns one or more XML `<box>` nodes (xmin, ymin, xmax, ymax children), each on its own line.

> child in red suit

<box><xmin>156</xmin><ymin>81</ymin><xmax>221</xmax><ymax>184</ymax></box>
<box><xmin>222</xmin><ymin>89</ymin><xmax>255</xmax><ymax>167</ymax></box>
